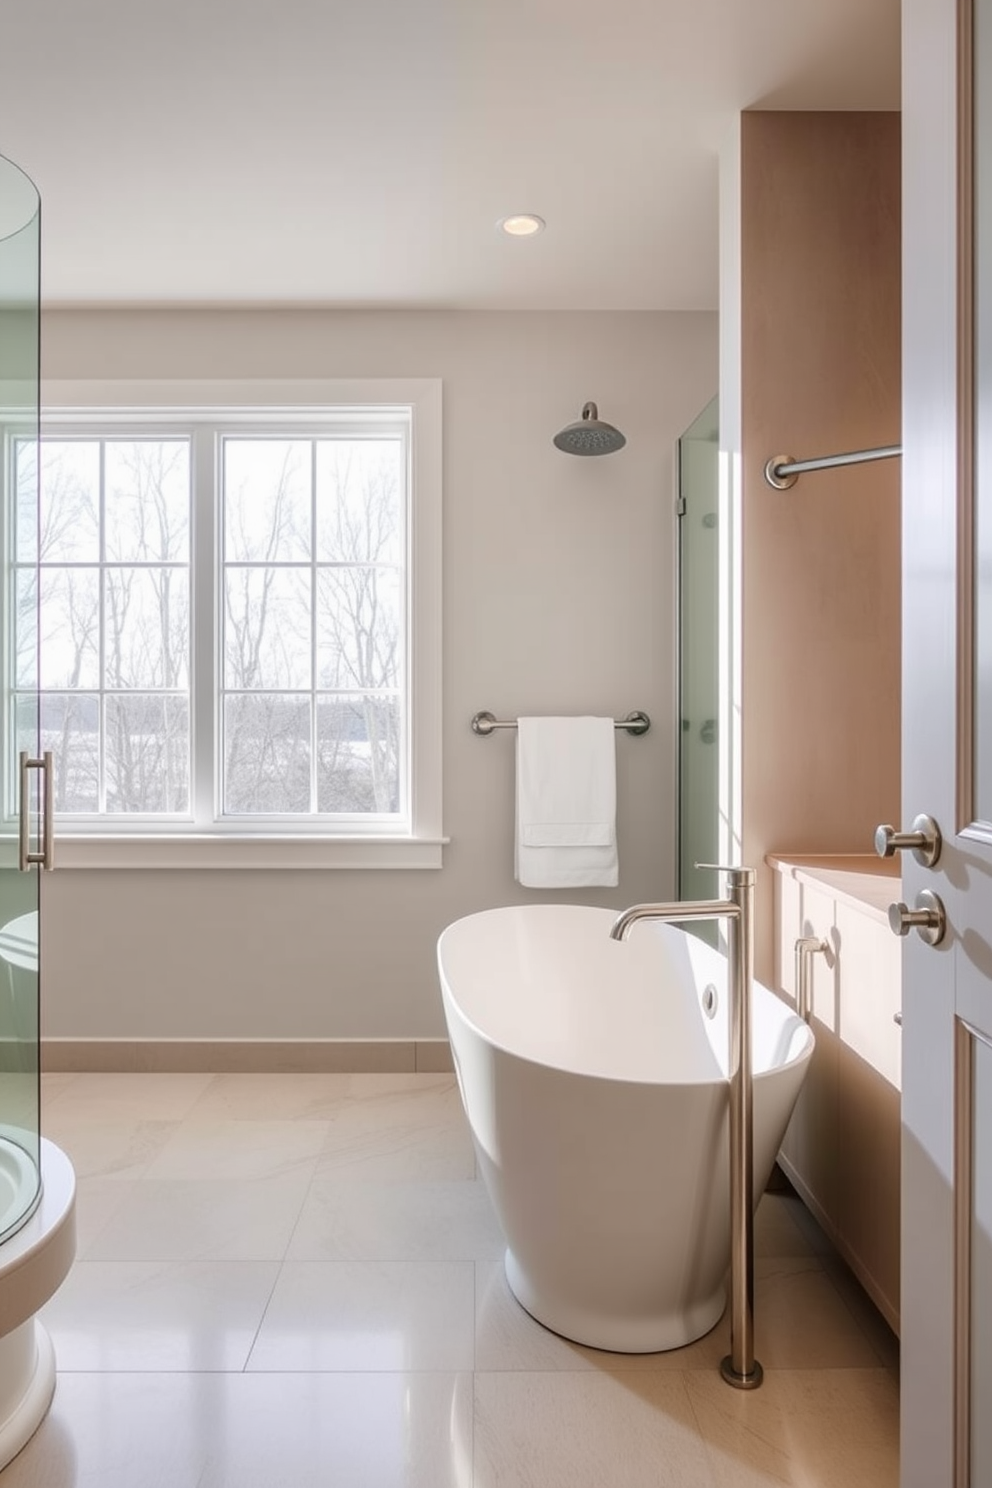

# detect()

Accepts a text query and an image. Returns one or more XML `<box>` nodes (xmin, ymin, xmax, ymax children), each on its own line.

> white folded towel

<box><xmin>515</xmin><ymin>716</ymin><xmax>619</xmax><ymax>888</ymax></box>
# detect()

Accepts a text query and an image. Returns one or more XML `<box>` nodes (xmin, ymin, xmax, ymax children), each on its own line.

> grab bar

<box><xmin>764</xmin><ymin>444</ymin><xmax>901</xmax><ymax>490</ymax></box>
<box><xmin>471</xmin><ymin>710</ymin><xmax>650</xmax><ymax>736</ymax></box>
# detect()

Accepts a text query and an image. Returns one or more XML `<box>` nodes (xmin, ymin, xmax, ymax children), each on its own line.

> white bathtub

<box><xmin>437</xmin><ymin>903</ymin><xmax>814</xmax><ymax>1353</ymax></box>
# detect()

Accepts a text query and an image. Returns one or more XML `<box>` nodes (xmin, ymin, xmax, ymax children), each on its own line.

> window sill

<box><xmin>25</xmin><ymin>835</ymin><xmax>448</xmax><ymax>871</ymax></box>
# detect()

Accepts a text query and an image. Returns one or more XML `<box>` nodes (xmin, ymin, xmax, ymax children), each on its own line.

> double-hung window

<box><xmin>4</xmin><ymin>380</ymin><xmax>443</xmax><ymax>868</ymax></box>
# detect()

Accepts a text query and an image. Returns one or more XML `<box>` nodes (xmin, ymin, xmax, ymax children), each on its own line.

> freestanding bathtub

<box><xmin>437</xmin><ymin>903</ymin><xmax>814</xmax><ymax>1353</ymax></box>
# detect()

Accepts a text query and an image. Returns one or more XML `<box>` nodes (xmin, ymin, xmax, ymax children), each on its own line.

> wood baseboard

<box><xmin>41</xmin><ymin>1038</ymin><xmax>455</xmax><ymax>1075</ymax></box>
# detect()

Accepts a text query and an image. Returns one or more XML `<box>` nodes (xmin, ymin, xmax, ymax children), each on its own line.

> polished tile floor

<box><xmin>6</xmin><ymin>1072</ymin><xmax>898</xmax><ymax>1486</ymax></box>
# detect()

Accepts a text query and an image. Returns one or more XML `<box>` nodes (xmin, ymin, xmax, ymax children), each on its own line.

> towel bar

<box><xmin>471</xmin><ymin>710</ymin><xmax>650</xmax><ymax>736</ymax></box>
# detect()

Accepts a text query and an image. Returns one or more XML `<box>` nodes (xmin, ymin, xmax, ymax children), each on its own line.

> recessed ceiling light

<box><xmin>497</xmin><ymin>214</ymin><xmax>545</xmax><ymax>237</ymax></box>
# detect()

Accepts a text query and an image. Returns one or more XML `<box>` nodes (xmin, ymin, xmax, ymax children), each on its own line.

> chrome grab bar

<box><xmin>764</xmin><ymin>444</ymin><xmax>901</xmax><ymax>489</ymax></box>
<box><xmin>18</xmin><ymin>751</ymin><xmax>54</xmax><ymax>872</ymax></box>
<box><xmin>610</xmin><ymin>865</ymin><xmax>762</xmax><ymax>1391</ymax></box>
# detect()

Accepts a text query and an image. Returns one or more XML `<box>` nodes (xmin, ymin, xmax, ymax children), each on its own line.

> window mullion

<box><xmin>192</xmin><ymin>427</ymin><xmax>216</xmax><ymax>827</ymax></box>
<box><xmin>98</xmin><ymin>439</ymin><xmax>106</xmax><ymax>814</ymax></box>
<box><xmin>310</xmin><ymin>438</ymin><xmax>318</xmax><ymax>814</ymax></box>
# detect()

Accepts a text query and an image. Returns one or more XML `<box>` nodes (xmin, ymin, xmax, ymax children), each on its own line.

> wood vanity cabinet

<box><xmin>768</xmin><ymin>854</ymin><xmax>902</xmax><ymax>1334</ymax></box>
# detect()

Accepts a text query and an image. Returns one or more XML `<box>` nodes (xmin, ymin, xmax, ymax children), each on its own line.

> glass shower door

<box><xmin>677</xmin><ymin>396</ymin><xmax>719</xmax><ymax>909</ymax></box>
<box><xmin>0</xmin><ymin>154</ymin><xmax>42</xmax><ymax>1239</ymax></box>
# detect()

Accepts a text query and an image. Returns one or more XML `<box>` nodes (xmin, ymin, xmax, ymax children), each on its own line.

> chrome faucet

<box><xmin>609</xmin><ymin>865</ymin><xmax>762</xmax><ymax>1391</ymax></box>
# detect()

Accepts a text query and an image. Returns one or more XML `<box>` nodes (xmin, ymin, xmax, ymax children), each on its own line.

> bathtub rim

<box><xmin>437</xmin><ymin>902</ymin><xmax>814</xmax><ymax>1091</ymax></box>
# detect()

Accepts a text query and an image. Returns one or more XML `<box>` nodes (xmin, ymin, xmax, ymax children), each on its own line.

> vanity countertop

<box><xmin>766</xmin><ymin>853</ymin><xmax>900</xmax><ymax>920</ymax></box>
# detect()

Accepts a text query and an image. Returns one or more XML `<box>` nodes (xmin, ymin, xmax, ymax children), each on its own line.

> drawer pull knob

<box><xmin>887</xmin><ymin>889</ymin><xmax>947</xmax><ymax>947</ymax></box>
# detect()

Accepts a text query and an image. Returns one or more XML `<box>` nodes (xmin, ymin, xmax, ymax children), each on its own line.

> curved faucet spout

<box><xmin>609</xmin><ymin>898</ymin><xmax>737</xmax><ymax>942</ymax></box>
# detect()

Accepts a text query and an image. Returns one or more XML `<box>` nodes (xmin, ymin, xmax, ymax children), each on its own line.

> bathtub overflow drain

<box><xmin>702</xmin><ymin>984</ymin><xmax>719</xmax><ymax>1019</ymax></box>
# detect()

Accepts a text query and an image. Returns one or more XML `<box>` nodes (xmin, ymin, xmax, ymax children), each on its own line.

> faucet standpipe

<box><xmin>610</xmin><ymin>866</ymin><xmax>762</xmax><ymax>1390</ymax></box>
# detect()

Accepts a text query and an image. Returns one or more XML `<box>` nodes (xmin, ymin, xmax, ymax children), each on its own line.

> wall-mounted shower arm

<box><xmin>764</xmin><ymin>444</ymin><xmax>902</xmax><ymax>490</ymax></box>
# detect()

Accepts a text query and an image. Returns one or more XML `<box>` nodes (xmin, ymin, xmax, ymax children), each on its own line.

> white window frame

<box><xmin>10</xmin><ymin>378</ymin><xmax>444</xmax><ymax>869</ymax></box>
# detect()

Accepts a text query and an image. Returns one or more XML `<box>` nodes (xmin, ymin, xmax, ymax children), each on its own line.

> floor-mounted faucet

<box><xmin>610</xmin><ymin>865</ymin><xmax>762</xmax><ymax>1390</ymax></box>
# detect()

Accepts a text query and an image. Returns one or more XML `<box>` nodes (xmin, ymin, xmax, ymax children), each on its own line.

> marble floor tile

<box><xmin>39</xmin><ymin>1071</ymin><xmax>79</xmax><ymax>1108</ymax></box>
<box><xmin>38</xmin><ymin>1113</ymin><xmax>181</xmax><ymax>1182</ymax></box>
<box><xmin>247</xmin><ymin>1260</ymin><xmax>475</xmax><ymax>1372</ymax></box>
<box><xmin>198</xmin><ymin>1371</ymin><xmax>474</xmax><ymax>1488</ymax></box>
<box><xmin>473</xmin><ymin>1371</ymin><xmax>718</xmax><ymax>1488</ymax></box>
<box><xmin>12</xmin><ymin>1072</ymin><xmax>903</xmax><ymax>1488</ymax></box>
<box><xmin>314</xmin><ymin>1076</ymin><xmax>476</xmax><ymax>1181</ymax></box>
<box><xmin>2</xmin><ymin>1373</ymin><xmax>215</xmax><ymax>1488</ymax></box>
<box><xmin>142</xmin><ymin>1118</ymin><xmax>329</xmax><ymax>1182</ymax></box>
<box><xmin>286</xmin><ymin>1177</ymin><xmax>506</xmax><ymax>1262</ymax></box>
<box><xmin>782</xmin><ymin>1188</ymin><xmax>839</xmax><ymax>1254</ymax></box>
<box><xmin>41</xmin><ymin>1259</ymin><xmax>279</xmax><ymax>1371</ymax></box>
<box><xmin>189</xmin><ymin>1072</ymin><xmax>353</xmax><ymax>1120</ymax></box>
<box><xmin>84</xmin><ymin>1173</ymin><xmax>315</xmax><ymax>1262</ymax></box>
<box><xmin>474</xmin><ymin>1256</ymin><xmax>839</xmax><ymax>1375</ymax></box>
<box><xmin>3</xmin><ymin>1371</ymin><xmax>474</xmax><ymax>1488</ymax></box>
<box><xmin>71</xmin><ymin>1176</ymin><xmax>143</xmax><ymax>1259</ymax></box>
<box><xmin>817</xmin><ymin>1250</ymin><xmax>900</xmax><ymax>1374</ymax></box>
<box><xmin>685</xmin><ymin>1367</ymin><xmax>899</xmax><ymax>1487</ymax></box>
<box><xmin>714</xmin><ymin>1258</ymin><xmax>885</xmax><ymax>1370</ymax></box>
<box><xmin>44</xmin><ymin>1072</ymin><xmax>215</xmax><ymax>1121</ymax></box>
<box><xmin>754</xmin><ymin>1192</ymin><xmax>816</xmax><ymax>1258</ymax></box>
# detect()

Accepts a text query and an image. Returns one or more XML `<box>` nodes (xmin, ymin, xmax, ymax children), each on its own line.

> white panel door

<box><xmin>902</xmin><ymin>0</ymin><xmax>992</xmax><ymax>1483</ymax></box>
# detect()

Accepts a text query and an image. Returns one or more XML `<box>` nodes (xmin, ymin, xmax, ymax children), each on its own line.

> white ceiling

<box><xmin>0</xmin><ymin>0</ymin><xmax>900</xmax><ymax>310</ymax></box>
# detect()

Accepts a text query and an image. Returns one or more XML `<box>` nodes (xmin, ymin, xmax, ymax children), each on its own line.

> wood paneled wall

<box><xmin>739</xmin><ymin>112</ymin><xmax>902</xmax><ymax>983</ymax></box>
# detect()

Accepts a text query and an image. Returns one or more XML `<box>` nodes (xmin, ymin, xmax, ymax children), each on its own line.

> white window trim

<box><xmin>19</xmin><ymin>377</ymin><xmax>445</xmax><ymax>869</ymax></box>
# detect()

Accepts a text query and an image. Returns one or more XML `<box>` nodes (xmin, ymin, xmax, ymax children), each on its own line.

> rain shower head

<box><xmin>553</xmin><ymin>401</ymin><xmax>626</xmax><ymax>456</ymax></box>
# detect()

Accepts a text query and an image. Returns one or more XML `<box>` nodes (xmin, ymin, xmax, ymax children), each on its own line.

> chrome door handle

<box><xmin>887</xmin><ymin>889</ymin><xmax>947</xmax><ymax>946</ymax></box>
<box><xmin>874</xmin><ymin>813</ymin><xmax>942</xmax><ymax>866</ymax></box>
<box><xmin>794</xmin><ymin>935</ymin><xmax>827</xmax><ymax>1023</ymax></box>
<box><xmin>18</xmin><ymin>751</ymin><xmax>55</xmax><ymax>872</ymax></box>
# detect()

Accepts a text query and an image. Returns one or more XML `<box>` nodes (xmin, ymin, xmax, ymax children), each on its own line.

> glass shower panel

<box><xmin>677</xmin><ymin>397</ymin><xmax>719</xmax><ymax>911</ymax></box>
<box><xmin>0</xmin><ymin>155</ymin><xmax>41</xmax><ymax>1239</ymax></box>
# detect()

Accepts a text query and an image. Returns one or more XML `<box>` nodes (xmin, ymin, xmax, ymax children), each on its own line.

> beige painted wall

<box><xmin>737</xmin><ymin>113</ymin><xmax>902</xmax><ymax>983</ymax></box>
<box><xmin>37</xmin><ymin>308</ymin><xmax>717</xmax><ymax>1039</ymax></box>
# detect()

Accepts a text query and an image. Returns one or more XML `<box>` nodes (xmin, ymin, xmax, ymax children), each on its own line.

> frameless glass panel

<box><xmin>12</xmin><ymin>567</ymin><xmax>38</xmax><ymax>692</ymax></box>
<box><xmin>223</xmin><ymin>439</ymin><xmax>311</xmax><ymax>562</ymax></box>
<box><xmin>105</xmin><ymin>440</ymin><xmax>190</xmax><ymax>562</ymax></box>
<box><xmin>224</xmin><ymin>567</ymin><xmax>311</xmax><ymax>690</ymax></box>
<box><xmin>972</xmin><ymin>1034</ymin><xmax>992</xmax><ymax>1482</ymax></box>
<box><xmin>677</xmin><ymin>396</ymin><xmax>719</xmax><ymax>910</ymax></box>
<box><xmin>104</xmin><ymin>568</ymin><xmax>189</xmax><ymax>689</ymax></box>
<box><xmin>317</xmin><ymin>695</ymin><xmax>401</xmax><ymax>814</ymax></box>
<box><xmin>315</xmin><ymin>438</ymin><xmax>404</xmax><ymax>564</ymax></box>
<box><xmin>223</xmin><ymin>694</ymin><xmax>311</xmax><ymax>813</ymax></box>
<box><xmin>316</xmin><ymin>566</ymin><xmax>401</xmax><ymax>692</ymax></box>
<box><xmin>0</xmin><ymin>154</ymin><xmax>41</xmax><ymax>1237</ymax></box>
<box><xmin>975</xmin><ymin>0</ymin><xmax>992</xmax><ymax>822</ymax></box>
<box><xmin>13</xmin><ymin>437</ymin><xmax>38</xmax><ymax>565</ymax></box>
<box><xmin>106</xmin><ymin>695</ymin><xmax>189</xmax><ymax>813</ymax></box>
